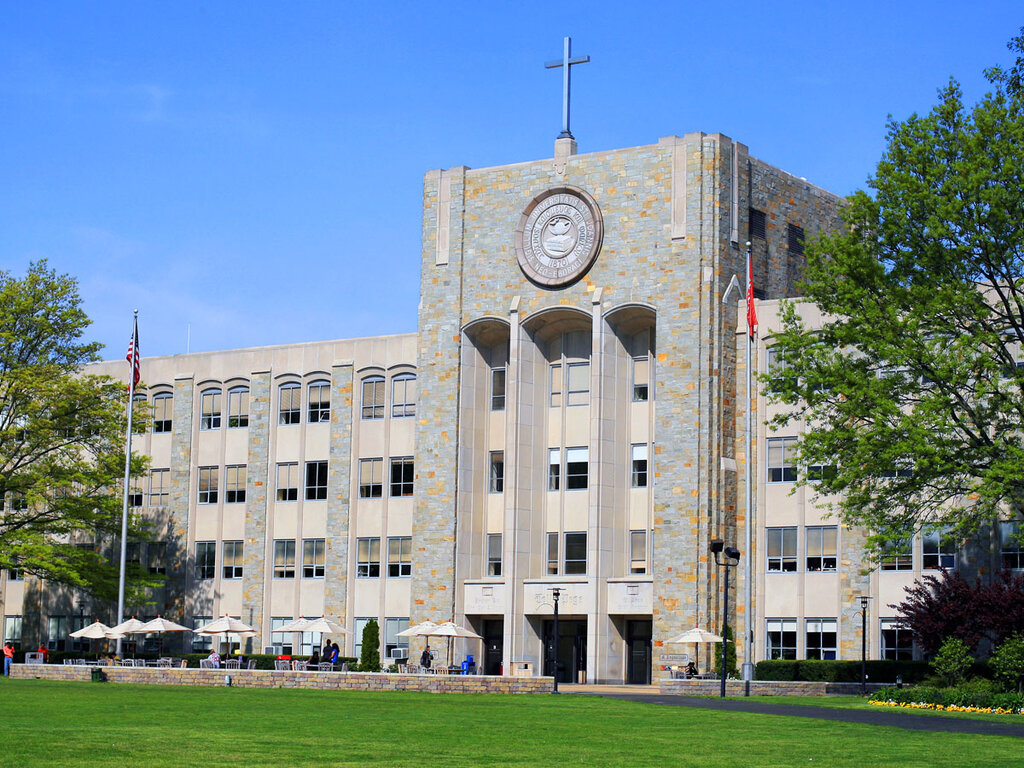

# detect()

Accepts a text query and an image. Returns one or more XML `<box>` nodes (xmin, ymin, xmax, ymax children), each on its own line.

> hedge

<box><xmin>755</xmin><ymin>659</ymin><xmax>933</xmax><ymax>683</ymax></box>
<box><xmin>871</xmin><ymin>680</ymin><xmax>1024</xmax><ymax>711</ymax></box>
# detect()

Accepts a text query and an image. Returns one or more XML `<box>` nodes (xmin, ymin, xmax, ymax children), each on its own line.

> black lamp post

<box><xmin>550</xmin><ymin>587</ymin><xmax>561</xmax><ymax>694</ymax></box>
<box><xmin>859</xmin><ymin>596</ymin><xmax>871</xmax><ymax>695</ymax></box>
<box><xmin>710</xmin><ymin>539</ymin><xmax>741</xmax><ymax>698</ymax></box>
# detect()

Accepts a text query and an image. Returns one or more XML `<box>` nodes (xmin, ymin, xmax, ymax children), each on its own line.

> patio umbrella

<box><xmin>109</xmin><ymin>617</ymin><xmax>149</xmax><ymax>657</ymax></box>
<box><xmin>69</xmin><ymin>621</ymin><xmax>114</xmax><ymax>640</ymax></box>
<box><xmin>396</xmin><ymin>620</ymin><xmax>437</xmax><ymax>637</ymax></box>
<box><xmin>302</xmin><ymin>616</ymin><xmax>349</xmax><ymax>635</ymax></box>
<box><xmin>664</xmin><ymin>626</ymin><xmax>722</xmax><ymax>674</ymax></box>
<box><xmin>138</xmin><ymin>616</ymin><xmax>191</xmax><ymax>655</ymax></box>
<box><xmin>194</xmin><ymin>615</ymin><xmax>256</xmax><ymax>655</ymax></box>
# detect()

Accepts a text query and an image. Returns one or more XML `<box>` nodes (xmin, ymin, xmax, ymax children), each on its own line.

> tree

<box><xmin>713</xmin><ymin>624</ymin><xmax>738</xmax><ymax>677</ymax></box>
<box><xmin>991</xmin><ymin>634</ymin><xmax>1024</xmax><ymax>692</ymax></box>
<box><xmin>763</xmin><ymin>31</ymin><xmax>1024</xmax><ymax>549</ymax></box>
<box><xmin>359</xmin><ymin>619</ymin><xmax>381</xmax><ymax>672</ymax></box>
<box><xmin>0</xmin><ymin>261</ymin><xmax>154</xmax><ymax>601</ymax></box>
<box><xmin>932</xmin><ymin>637</ymin><xmax>973</xmax><ymax>686</ymax></box>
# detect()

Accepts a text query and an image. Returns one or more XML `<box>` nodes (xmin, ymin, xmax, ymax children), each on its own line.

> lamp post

<box><xmin>859</xmin><ymin>596</ymin><xmax>871</xmax><ymax>695</ymax></box>
<box><xmin>710</xmin><ymin>539</ymin><xmax>741</xmax><ymax>698</ymax></box>
<box><xmin>550</xmin><ymin>587</ymin><xmax>561</xmax><ymax>694</ymax></box>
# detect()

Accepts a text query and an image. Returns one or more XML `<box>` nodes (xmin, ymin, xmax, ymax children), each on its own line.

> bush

<box><xmin>991</xmin><ymin>634</ymin><xmax>1024</xmax><ymax>692</ymax></box>
<box><xmin>755</xmin><ymin>659</ymin><xmax>932</xmax><ymax>683</ymax></box>
<box><xmin>359</xmin><ymin>619</ymin><xmax>381</xmax><ymax>672</ymax></box>
<box><xmin>713</xmin><ymin>625</ymin><xmax>737</xmax><ymax>677</ymax></box>
<box><xmin>871</xmin><ymin>679</ymin><xmax>1014</xmax><ymax>710</ymax></box>
<box><xmin>933</xmin><ymin>637</ymin><xmax>973</xmax><ymax>686</ymax></box>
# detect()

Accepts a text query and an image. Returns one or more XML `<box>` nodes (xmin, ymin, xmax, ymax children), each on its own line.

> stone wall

<box><xmin>660</xmin><ymin>678</ymin><xmax>887</xmax><ymax>697</ymax></box>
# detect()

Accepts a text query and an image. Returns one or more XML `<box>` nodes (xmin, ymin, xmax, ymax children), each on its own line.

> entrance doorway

<box><xmin>542</xmin><ymin>619</ymin><xmax>587</xmax><ymax>683</ymax></box>
<box><xmin>482</xmin><ymin>619</ymin><xmax>503</xmax><ymax>676</ymax></box>
<box><xmin>626</xmin><ymin>620</ymin><xmax>652</xmax><ymax>685</ymax></box>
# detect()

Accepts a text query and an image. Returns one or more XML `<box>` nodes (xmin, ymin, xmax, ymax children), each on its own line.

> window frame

<box><xmin>546</xmin><ymin>532</ymin><xmax>559</xmax><ymax>575</ymax></box>
<box><xmin>357</xmin><ymin>537</ymin><xmax>381</xmax><ymax>578</ymax></box>
<box><xmin>387</xmin><ymin>536</ymin><xmax>412</xmax><ymax>578</ymax></box>
<box><xmin>389</xmin><ymin>456</ymin><xmax>414</xmax><ymax>497</ymax></box>
<box><xmin>805</xmin><ymin>526</ymin><xmax>837</xmax><ymax>572</ymax></box>
<box><xmin>805</xmin><ymin>618</ymin><xmax>838</xmax><ymax>660</ymax></box>
<box><xmin>767</xmin><ymin>437</ymin><xmax>798</xmax><ymax>483</ymax></box>
<box><xmin>565</xmin><ymin>446</ymin><xmax>588</xmax><ymax>490</ymax></box>
<box><xmin>489</xmin><ymin>451</ymin><xmax>504</xmax><ymax>494</ymax></box>
<box><xmin>227</xmin><ymin>386</ymin><xmax>249</xmax><ymax>429</ymax></box>
<box><xmin>152</xmin><ymin>392</ymin><xmax>172</xmax><ymax>433</ymax></box>
<box><xmin>564</xmin><ymin>531</ymin><xmax>587</xmax><ymax>575</ymax></box>
<box><xmin>631</xmin><ymin>443</ymin><xmax>648</xmax><ymax>488</ymax></box>
<box><xmin>222</xmin><ymin>540</ymin><xmax>243</xmax><ymax>580</ymax></box>
<box><xmin>767</xmin><ymin>527</ymin><xmax>798</xmax><ymax>573</ymax></box>
<box><xmin>194</xmin><ymin>541</ymin><xmax>216</xmax><ymax>580</ymax></box>
<box><xmin>278</xmin><ymin>382</ymin><xmax>301</xmax><ymax>426</ymax></box>
<box><xmin>307</xmin><ymin>380</ymin><xmax>331</xmax><ymax>424</ymax></box>
<box><xmin>273</xmin><ymin>539</ymin><xmax>296</xmax><ymax>579</ymax></box>
<box><xmin>197</xmin><ymin>466</ymin><xmax>219</xmax><ymax>505</ymax></box>
<box><xmin>490</xmin><ymin>367</ymin><xmax>506</xmax><ymax>411</ymax></box>
<box><xmin>305</xmin><ymin>460</ymin><xmax>328</xmax><ymax>501</ymax></box>
<box><xmin>361</xmin><ymin>376</ymin><xmax>385</xmax><ymax>420</ymax></box>
<box><xmin>225</xmin><ymin>464</ymin><xmax>246</xmax><ymax>504</ymax></box>
<box><xmin>487</xmin><ymin>533</ymin><xmax>502</xmax><ymax>577</ymax></box>
<box><xmin>766</xmin><ymin>618</ymin><xmax>797</xmax><ymax>660</ymax></box>
<box><xmin>199</xmin><ymin>389</ymin><xmax>222</xmax><ymax>431</ymax></box>
<box><xmin>630</xmin><ymin>530</ymin><xmax>648</xmax><ymax>575</ymax></box>
<box><xmin>391</xmin><ymin>373</ymin><xmax>416</xmax><ymax>418</ymax></box>
<box><xmin>302</xmin><ymin>538</ymin><xmax>325</xmax><ymax>579</ymax></box>
<box><xmin>923</xmin><ymin>527</ymin><xmax>956</xmax><ymax>570</ymax></box>
<box><xmin>632</xmin><ymin>356</ymin><xmax>650</xmax><ymax>402</ymax></box>
<box><xmin>358</xmin><ymin>458</ymin><xmax>383</xmax><ymax>498</ymax></box>
<box><xmin>276</xmin><ymin>462</ymin><xmax>299</xmax><ymax>502</ymax></box>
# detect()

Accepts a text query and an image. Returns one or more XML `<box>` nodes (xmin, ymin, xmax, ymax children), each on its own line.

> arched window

<box><xmin>199</xmin><ymin>388</ymin><xmax>221</xmax><ymax>430</ymax></box>
<box><xmin>307</xmin><ymin>380</ymin><xmax>331</xmax><ymax>423</ymax></box>
<box><xmin>279</xmin><ymin>382</ymin><xmax>300</xmax><ymax>425</ymax></box>
<box><xmin>152</xmin><ymin>392</ymin><xmax>172</xmax><ymax>433</ymax></box>
<box><xmin>227</xmin><ymin>386</ymin><xmax>249</xmax><ymax>428</ymax></box>
<box><xmin>391</xmin><ymin>373</ymin><xmax>416</xmax><ymax>418</ymax></box>
<box><xmin>361</xmin><ymin>376</ymin><xmax>385</xmax><ymax>420</ymax></box>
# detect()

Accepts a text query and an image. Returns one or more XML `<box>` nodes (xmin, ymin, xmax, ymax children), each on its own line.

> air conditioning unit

<box><xmin>263</xmin><ymin>645</ymin><xmax>282</xmax><ymax>655</ymax></box>
<box><xmin>390</xmin><ymin>647</ymin><xmax>409</xmax><ymax>659</ymax></box>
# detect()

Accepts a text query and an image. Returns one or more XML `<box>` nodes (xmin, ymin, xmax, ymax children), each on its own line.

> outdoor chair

<box><xmin>274</xmin><ymin>660</ymin><xmax>291</xmax><ymax>671</ymax></box>
<box><xmin>199</xmin><ymin>659</ymin><xmax>214</xmax><ymax>669</ymax></box>
<box><xmin>157</xmin><ymin>658</ymin><xmax>172</xmax><ymax>668</ymax></box>
<box><xmin>292</xmin><ymin>660</ymin><xmax>308</xmax><ymax>671</ymax></box>
<box><xmin>337</xmin><ymin>662</ymin><xmax>349</xmax><ymax>672</ymax></box>
<box><xmin>317</xmin><ymin>662</ymin><xmax>334</xmax><ymax>672</ymax></box>
<box><xmin>224</xmin><ymin>659</ymin><xmax>240</xmax><ymax>669</ymax></box>
<box><xmin>246</xmin><ymin>660</ymin><xmax>256</xmax><ymax>670</ymax></box>
<box><xmin>433</xmin><ymin>666</ymin><xmax>449</xmax><ymax>675</ymax></box>
<box><xmin>405</xmin><ymin>664</ymin><xmax>420</xmax><ymax>674</ymax></box>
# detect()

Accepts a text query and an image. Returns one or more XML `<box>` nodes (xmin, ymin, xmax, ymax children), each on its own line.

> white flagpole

<box><xmin>743</xmin><ymin>243</ymin><xmax>755</xmax><ymax>681</ymax></box>
<box><xmin>116</xmin><ymin>310</ymin><xmax>138</xmax><ymax>656</ymax></box>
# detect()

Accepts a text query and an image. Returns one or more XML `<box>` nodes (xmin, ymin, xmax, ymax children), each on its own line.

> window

<box><xmin>199</xmin><ymin>389</ymin><xmax>221</xmax><ymax>430</ymax></box>
<box><xmin>749</xmin><ymin>208</ymin><xmax>766</xmax><ymax>239</ymax></box>
<box><xmin>279</xmin><ymin>383</ymin><xmax>301</xmax><ymax>425</ymax></box>
<box><xmin>805</xmin><ymin>619</ymin><xmax>838</xmax><ymax>660</ymax></box>
<box><xmin>149</xmin><ymin>468</ymin><xmax>169</xmax><ymax>507</ymax></box>
<box><xmin>881</xmin><ymin>619</ymin><xmax>914</xmax><ymax>660</ymax></box>
<box><xmin>353</xmin><ymin>617</ymin><xmax>371</xmax><ymax>659</ymax></box>
<box><xmin>387</xmin><ymin>537</ymin><xmax>411</xmax><ymax>578</ymax></box>
<box><xmin>359</xmin><ymin>458</ymin><xmax>383</xmax><ymax>498</ymax></box>
<box><xmin>270</xmin><ymin>617</ymin><xmax>295</xmax><ymax>655</ymax></box>
<box><xmin>879</xmin><ymin>539</ymin><xmax>912</xmax><ymax>571</ymax></box>
<box><xmin>766</xmin><ymin>347</ymin><xmax>787</xmax><ymax>374</ymax></box>
<box><xmin>222</xmin><ymin>541</ymin><xmax>243</xmax><ymax>579</ymax></box>
<box><xmin>305</xmin><ymin>461</ymin><xmax>328</xmax><ymax>501</ymax></box>
<box><xmin>307</xmin><ymin>380</ymin><xmax>331</xmax><ymax>423</ymax></box>
<box><xmin>131</xmin><ymin>393</ymin><xmax>148</xmax><ymax>434</ymax></box>
<box><xmin>357</xmin><ymin>537</ymin><xmax>381</xmax><ymax>578</ymax></box>
<box><xmin>147</xmin><ymin>542</ymin><xmax>167</xmax><ymax>575</ymax></box>
<box><xmin>385</xmin><ymin>618</ymin><xmax>410</xmax><ymax>660</ymax></box>
<box><xmin>227</xmin><ymin>386</ymin><xmax>249</xmax><ymax>428</ymax></box>
<box><xmin>787</xmin><ymin>223</ymin><xmax>805</xmax><ymax>256</ymax></box>
<box><xmin>766</xmin><ymin>618</ymin><xmax>797</xmax><ymax>660</ymax></box>
<box><xmin>631</xmin><ymin>444</ymin><xmax>648</xmax><ymax>488</ymax></box>
<box><xmin>547</xmin><ymin>532</ymin><xmax>559</xmax><ymax>575</ymax></box>
<box><xmin>46</xmin><ymin>615</ymin><xmax>68</xmax><ymax>651</ymax></box>
<box><xmin>489</xmin><ymin>452</ymin><xmax>504</xmax><ymax>494</ymax></box>
<box><xmin>807</xmin><ymin>463</ymin><xmax>837</xmax><ymax>483</ymax></box>
<box><xmin>197</xmin><ymin>467</ymin><xmax>219</xmax><ymax>504</ymax></box>
<box><xmin>152</xmin><ymin>392</ymin><xmax>172</xmax><ymax>433</ymax></box>
<box><xmin>923</xmin><ymin>528</ymin><xmax>956</xmax><ymax>570</ymax></box>
<box><xmin>767</xmin><ymin>527</ymin><xmax>798</xmax><ymax>572</ymax></box>
<box><xmin>1001</xmin><ymin>522</ymin><xmax>1024</xmax><ymax>569</ymax></box>
<box><xmin>273</xmin><ymin>539</ymin><xmax>296</xmax><ymax>579</ymax></box>
<box><xmin>549</xmin><ymin>364</ymin><xmax>562</xmax><ymax>407</ymax></box>
<box><xmin>566</xmin><ymin>362</ymin><xmax>589</xmax><ymax>407</ymax></box>
<box><xmin>806</xmin><ymin>526</ymin><xmax>837</xmax><ymax>572</ymax></box>
<box><xmin>632</xmin><ymin>356</ymin><xmax>650</xmax><ymax>402</ymax></box>
<box><xmin>566</xmin><ymin>447</ymin><xmax>588</xmax><ymax>490</ymax></box>
<box><xmin>7</xmin><ymin>563</ymin><xmax>22</xmax><ymax>582</ymax></box>
<box><xmin>225</xmin><ymin>465</ymin><xmax>246</xmax><ymax>504</ymax></box>
<box><xmin>491</xmin><ymin>367</ymin><xmax>506</xmax><ymax>411</ymax></box>
<box><xmin>389</xmin><ymin>457</ymin><xmax>414</xmax><ymax>497</ymax></box>
<box><xmin>361</xmin><ymin>376</ymin><xmax>385</xmax><ymax>420</ymax></box>
<box><xmin>69</xmin><ymin>616</ymin><xmax>89</xmax><ymax>652</ymax></box>
<box><xmin>302</xmin><ymin>538</ymin><xmax>325</xmax><ymax>578</ymax></box>
<box><xmin>564</xmin><ymin>532</ymin><xmax>587</xmax><ymax>575</ymax></box>
<box><xmin>191</xmin><ymin>617</ymin><xmax>213</xmax><ymax>651</ymax></box>
<box><xmin>128</xmin><ymin>482</ymin><xmax>143</xmax><ymax>508</ymax></box>
<box><xmin>767</xmin><ymin>437</ymin><xmax>798</xmax><ymax>482</ymax></box>
<box><xmin>548</xmin><ymin>448</ymin><xmax>560</xmax><ymax>491</ymax></box>
<box><xmin>195</xmin><ymin>542</ymin><xmax>215</xmax><ymax>580</ymax></box>
<box><xmin>630</xmin><ymin>530</ymin><xmax>648</xmax><ymax>575</ymax></box>
<box><xmin>487</xmin><ymin>533</ymin><xmax>502</xmax><ymax>577</ymax></box>
<box><xmin>392</xmin><ymin>373</ymin><xmax>416</xmax><ymax>418</ymax></box>
<box><xmin>3</xmin><ymin>616</ymin><xmax>22</xmax><ymax>649</ymax></box>
<box><xmin>276</xmin><ymin>463</ymin><xmax>298</xmax><ymax>501</ymax></box>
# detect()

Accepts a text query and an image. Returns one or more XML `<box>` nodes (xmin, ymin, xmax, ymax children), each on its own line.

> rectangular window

<box><xmin>149</xmin><ymin>468</ymin><xmax>169</xmax><ymax>507</ymax></box>
<box><xmin>270</xmin><ymin>616</ymin><xmax>295</xmax><ymax>655</ymax></box>
<box><xmin>389</xmin><ymin>457</ymin><xmax>414</xmax><ymax>497</ymax></box>
<box><xmin>787</xmin><ymin>223</ymin><xmax>805</xmax><ymax>256</ymax></box>
<box><xmin>387</xmin><ymin>536</ymin><xmax>412</xmax><ymax>578</ymax></box>
<box><xmin>766</xmin><ymin>347</ymin><xmax>787</xmax><ymax>374</ymax></box>
<box><xmin>305</xmin><ymin>460</ymin><xmax>328</xmax><ymax>501</ymax></box>
<box><xmin>358</xmin><ymin>458</ymin><xmax>383</xmax><ymax>498</ymax></box>
<box><xmin>749</xmin><ymin>208</ymin><xmax>766</xmax><ymax>239</ymax></box>
<box><xmin>566</xmin><ymin>362</ymin><xmax>590</xmax><ymax>406</ymax></box>
<box><xmin>357</xmin><ymin>537</ymin><xmax>381</xmax><ymax>578</ymax></box>
<box><xmin>807</xmin><ymin>463</ymin><xmax>837</xmax><ymax>482</ymax></box>
<box><xmin>385</xmin><ymin>617</ymin><xmax>410</xmax><ymax>659</ymax></box>
<box><xmin>805</xmin><ymin>618</ymin><xmax>838</xmax><ymax>660</ymax></box>
<box><xmin>191</xmin><ymin>617</ymin><xmax>212</xmax><ymax>651</ymax></box>
<box><xmin>631</xmin><ymin>444</ymin><xmax>648</xmax><ymax>488</ymax></box>
<box><xmin>491</xmin><ymin>367</ymin><xmax>506</xmax><ymax>411</ymax></box>
<box><xmin>391</xmin><ymin>374</ymin><xmax>416</xmax><ymax>418</ymax></box>
<box><xmin>487</xmin><ymin>533</ymin><xmax>502</xmax><ymax>577</ymax></box>
<box><xmin>630</xmin><ymin>530</ymin><xmax>648</xmax><ymax>575</ymax></box>
<box><xmin>549</xmin><ymin>364</ymin><xmax>562</xmax><ymax>407</ymax></box>
<box><xmin>197</xmin><ymin>467</ymin><xmax>219</xmax><ymax>504</ymax></box>
<box><xmin>279</xmin><ymin>384</ymin><xmax>301</xmax><ymax>425</ymax></box>
<box><xmin>805</xmin><ymin>526</ymin><xmax>837</xmax><ymax>572</ymax></box>
<box><xmin>3</xmin><ymin>616</ymin><xmax>22</xmax><ymax>649</ymax></box>
<box><xmin>632</xmin><ymin>356</ymin><xmax>650</xmax><ymax>402</ymax></box>
<box><xmin>881</xmin><ymin>619</ymin><xmax>914</xmax><ymax>660</ymax></box>
<box><xmin>880</xmin><ymin>539</ymin><xmax>913</xmax><ymax>571</ymax></box>
<box><xmin>547</xmin><ymin>532</ymin><xmax>559</xmax><ymax>575</ymax></box>
<box><xmin>565</xmin><ymin>447</ymin><xmax>588</xmax><ymax>490</ymax></box>
<box><xmin>200</xmin><ymin>390</ymin><xmax>221</xmax><ymax>430</ymax></box>
<box><xmin>923</xmin><ymin>528</ymin><xmax>956</xmax><ymax>570</ymax></box>
<box><xmin>225</xmin><ymin>464</ymin><xmax>246</xmax><ymax>504</ymax></box>
<box><xmin>564</xmin><ymin>532</ymin><xmax>587</xmax><ymax>575</ymax></box>
<box><xmin>302</xmin><ymin>538</ymin><xmax>325</xmax><ymax>579</ymax></box>
<box><xmin>273</xmin><ymin>539</ymin><xmax>296</xmax><ymax>579</ymax></box>
<box><xmin>69</xmin><ymin>616</ymin><xmax>89</xmax><ymax>652</ymax></box>
<box><xmin>489</xmin><ymin>451</ymin><xmax>504</xmax><ymax>493</ymax></box>
<box><xmin>276</xmin><ymin>462</ymin><xmax>298</xmax><ymax>502</ymax></box>
<box><xmin>222</xmin><ymin>540</ymin><xmax>243</xmax><ymax>579</ymax></box>
<box><xmin>147</xmin><ymin>542</ymin><xmax>167</xmax><ymax>575</ymax></box>
<box><xmin>361</xmin><ymin>377</ymin><xmax>385</xmax><ymax>420</ymax></box>
<box><xmin>47</xmin><ymin>615</ymin><xmax>67</xmax><ymax>651</ymax></box>
<box><xmin>767</xmin><ymin>527</ymin><xmax>798</xmax><ymax>572</ymax></box>
<box><xmin>353</xmin><ymin>617</ymin><xmax>370</xmax><ymax>659</ymax></box>
<box><xmin>548</xmin><ymin>448</ymin><xmax>560</xmax><ymax>491</ymax></box>
<box><xmin>767</xmin><ymin>437</ymin><xmax>798</xmax><ymax>482</ymax></box>
<box><xmin>195</xmin><ymin>541</ymin><xmax>215</xmax><ymax>580</ymax></box>
<box><xmin>1002</xmin><ymin>522</ymin><xmax>1024</xmax><ymax>570</ymax></box>
<box><xmin>227</xmin><ymin>387</ymin><xmax>249</xmax><ymax>428</ymax></box>
<box><xmin>766</xmin><ymin>618</ymin><xmax>797</xmax><ymax>660</ymax></box>
<box><xmin>307</xmin><ymin>382</ymin><xmax>330</xmax><ymax>423</ymax></box>
<box><xmin>7</xmin><ymin>563</ymin><xmax>22</xmax><ymax>582</ymax></box>
<box><xmin>152</xmin><ymin>393</ymin><xmax>172</xmax><ymax>433</ymax></box>
<box><xmin>128</xmin><ymin>483</ymin><xmax>143</xmax><ymax>508</ymax></box>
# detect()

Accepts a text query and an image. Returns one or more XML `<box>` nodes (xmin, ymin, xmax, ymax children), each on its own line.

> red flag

<box><xmin>746</xmin><ymin>257</ymin><xmax>758</xmax><ymax>338</ymax></box>
<box><xmin>126</xmin><ymin>319</ymin><xmax>140</xmax><ymax>388</ymax></box>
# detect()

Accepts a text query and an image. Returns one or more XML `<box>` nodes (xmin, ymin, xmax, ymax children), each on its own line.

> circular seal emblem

<box><xmin>514</xmin><ymin>186</ymin><xmax>603</xmax><ymax>287</ymax></box>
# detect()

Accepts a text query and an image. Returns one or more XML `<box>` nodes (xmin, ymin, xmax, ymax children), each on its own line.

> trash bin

<box><xmin>577</xmin><ymin>669</ymin><xmax>586</xmax><ymax>684</ymax></box>
<box><xmin>90</xmin><ymin>668</ymin><xmax>104</xmax><ymax>683</ymax></box>
<box><xmin>461</xmin><ymin>654</ymin><xmax>476</xmax><ymax>675</ymax></box>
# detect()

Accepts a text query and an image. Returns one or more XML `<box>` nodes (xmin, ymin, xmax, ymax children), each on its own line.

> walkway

<box><xmin>561</xmin><ymin>685</ymin><xmax>1024</xmax><ymax>738</ymax></box>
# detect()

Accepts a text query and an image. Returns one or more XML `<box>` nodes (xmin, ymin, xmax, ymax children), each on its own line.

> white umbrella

<box><xmin>195</xmin><ymin>615</ymin><xmax>256</xmax><ymax>655</ymax></box>
<box><xmin>302</xmin><ymin>616</ymin><xmax>349</xmax><ymax>635</ymax></box>
<box><xmin>664</xmin><ymin>626</ymin><xmax>722</xmax><ymax>675</ymax></box>
<box><xmin>109</xmin><ymin>617</ymin><xmax>149</xmax><ymax>657</ymax></box>
<box><xmin>69</xmin><ymin>621</ymin><xmax>114</xmax><ymax>640</ymax></box>
<box><xmin>138</xmin><ymin>616</ymin><xmax>191</xmax><ymax>633</ymax></box>
<box><xmin>406</xmin><ymin>621</ymin><xmax>482</xmax><ymax>667</ymax></box>
<box><xmin>274</xmin><ymin>617</ymin><xmax>312</xmax><ymax>633</ymax></box>
<box><xmin>396</xmin><ymin>620</ymin><xmax>437</xmax><ymax>637</ymax></box>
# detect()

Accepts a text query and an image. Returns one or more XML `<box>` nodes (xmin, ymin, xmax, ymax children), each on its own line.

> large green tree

<box><xmin>0</xmin><ymin>261</ymin><xmax>155</xmax><ymax>600</ymax></box>
<box><xmin>764</xmin><ymin>32</ymin><xmax>1024</xmax><ymax>551</ymax></box>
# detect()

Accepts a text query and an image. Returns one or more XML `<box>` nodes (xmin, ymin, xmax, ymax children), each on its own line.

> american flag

<box><xmin>126</xmin><ymin>318</ymin><xmax>140</xmax><ymax>388</ymax></box>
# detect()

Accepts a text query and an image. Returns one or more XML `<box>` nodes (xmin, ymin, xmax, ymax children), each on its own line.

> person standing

<box><xmin>420</xmin><ymin>645</ymin><xmax>432</xmax><ymax>670</ymax></box>
<box><xmin>3</xmin><ymin>643</ymin><xmax>15</xmax><ymax>676</ymax></box>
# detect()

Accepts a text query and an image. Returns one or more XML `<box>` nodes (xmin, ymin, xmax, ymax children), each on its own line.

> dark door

<box><xmin>483</xmin><ymin>619</ymin><xmax>503</xmax><ymax>676</ymax></box>
<box><xmin>626</xmin><ymin>620</ymin><xmax>652</xmax><ymax>685</ymax></box>
<box><xmin>543</xmin><ymin>620</ymin><xmax>587</xmax><ymax>683</ymax></box>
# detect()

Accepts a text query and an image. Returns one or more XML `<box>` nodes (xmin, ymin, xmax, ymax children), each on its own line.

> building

<box><xmin>7</xmin><ymin>131</ymin><xmax>992</xmax><ymax>683</ymax></box>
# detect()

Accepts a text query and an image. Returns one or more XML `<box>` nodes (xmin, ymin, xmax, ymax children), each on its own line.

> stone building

<box><xmin>5</xmin><ymin>131</ymin><xmax>992</xmax><ymax>683</ymax></box>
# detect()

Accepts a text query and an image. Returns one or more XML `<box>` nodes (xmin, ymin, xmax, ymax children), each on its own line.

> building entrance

<box><xmin>542</xmin><ymin>619</ymin><xmax>587</xmax><ymax>683</ymax></box>
<box><xmin>482</xmin><ymin>619</ymin><xmax>503</xmax><ymax>676</ymax></box>
<box><xmin>626</xmin><ymin>620</ymin><xmax>652</xmax><ymax>685</ymax></box>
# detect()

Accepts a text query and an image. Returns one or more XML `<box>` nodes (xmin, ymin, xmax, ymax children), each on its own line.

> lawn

<box><xmin>1</xmin><ymin>680</ymin><xmax>1021</xmax><ymax>768</ymax></box>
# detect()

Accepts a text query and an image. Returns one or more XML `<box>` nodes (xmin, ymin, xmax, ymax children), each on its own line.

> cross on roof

<box><xmin>545</xmin><ymin>37</ymin><xmax>590</xmax><ymax>140</ymax></box>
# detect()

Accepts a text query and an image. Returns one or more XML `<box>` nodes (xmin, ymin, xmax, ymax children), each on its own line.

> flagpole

<box><xmin>742</xmin><ymin>242</ymin><xmax>755</xmax><ymax>682</ymax></box>
<box><xmin>116</xmin><ymin>310</ymin><xmax>139</xmax><ymax>656</ymax></box>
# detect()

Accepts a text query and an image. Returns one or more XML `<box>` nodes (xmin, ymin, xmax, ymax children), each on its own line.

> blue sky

<box><xmin>2</xmin><ymin>2</ymin><xmax>1020</xmax><ymax>359</ymax></box>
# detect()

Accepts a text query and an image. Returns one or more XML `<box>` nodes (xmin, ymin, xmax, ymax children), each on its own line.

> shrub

<box><xmin>932</xmin><ymin>637</ymin><xmax>973</xmax><ymax>686</ymax></box>
<box><xmin>991</xmin><ymin>634</ymin><xmax>1024</xmax><ymax>692</ymax></box>
<box><xmin>359</xmin><ymin>619</ymin><xmax>381</xmax><ymax>672</ymax></box>
<box><xmin>755</xmin><ymin>659</ymin><xmax>931</xmax><ymax>683</ymax></box>
<box><xmin>713</xmin><ymin>625</ymin><xmax>737</xmax><ymax>677</ymax></box>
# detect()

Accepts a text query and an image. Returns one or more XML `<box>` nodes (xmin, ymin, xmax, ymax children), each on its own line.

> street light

<box><xmin>710</xmin><ymin>539</ymin><xmax>741</xmax><ymax>698</ymax></box>
<box><xmin>549</xmin><ymin>587</ymin><xmax>561</xmax><ymax>694</ymax></box>
<box><xmin>859</xmin><ymin>596</ymin><xmax>872</xmax><ymax>695</ymax></box>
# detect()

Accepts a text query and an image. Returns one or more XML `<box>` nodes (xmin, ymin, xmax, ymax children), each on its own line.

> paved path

<box><xmin>560</xmin><ymin>685</ymin><xmax>1024</xmax><ymax>738</ymax></box>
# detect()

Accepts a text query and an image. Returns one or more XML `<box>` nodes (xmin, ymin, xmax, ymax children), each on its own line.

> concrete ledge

<box><xmin>660</xmin><ymin>679</ymin><xmax>888</xmax><ymax>697</ymax></box>
<box><xmin>10</xmin><ymin>664</ymin><xmax>554</xmax><ymax>694</ymax></box>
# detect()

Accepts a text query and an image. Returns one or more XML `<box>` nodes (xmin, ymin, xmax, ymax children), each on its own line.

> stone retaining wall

<box><xmin>660</xmin><ymin>679</ymin><xmax>888</xmax><ymax>697</ymax></box>
<box><xmin>11</xmin><ymin>664</ymin><xmax>553</xmax><ymax>694</ymax></box>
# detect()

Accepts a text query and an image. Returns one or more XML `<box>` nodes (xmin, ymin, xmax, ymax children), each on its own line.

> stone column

<box><xmin>324</xmin><ymin>362</ymin><xmax>354</xmax><ymax>625</ymax></box>
<box><xmin>241</xmin><ymin>371</ymin><xmax>271</xmax><ymax>650</ymax></box>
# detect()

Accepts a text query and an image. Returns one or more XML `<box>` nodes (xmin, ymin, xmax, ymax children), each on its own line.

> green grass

<box><xmin>0</xmin><ymin>680</ymin><xmax>1022</xmax><ymax>767</ymax></box>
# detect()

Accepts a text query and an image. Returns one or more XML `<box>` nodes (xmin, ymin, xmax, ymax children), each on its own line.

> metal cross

<box><xmin>545</xmin><ymin>36</ymin><xmax>590</xmax><ymax>140</ymax></box>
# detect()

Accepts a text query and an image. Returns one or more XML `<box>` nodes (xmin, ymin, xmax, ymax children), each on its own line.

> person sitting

<box><xmin>207</xmin><ymin>650</ymin><xmax>221</xmax><ymax>669</ymax></box>
<box><xmin>309</xmin><ymin>649</ymin><xmax>321</xmax><ymax>666</ymax></box>
<box><xmin>684</xmin><ymin>661</ymin><xmax>697</xmax><ymax>678</ymax></box>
